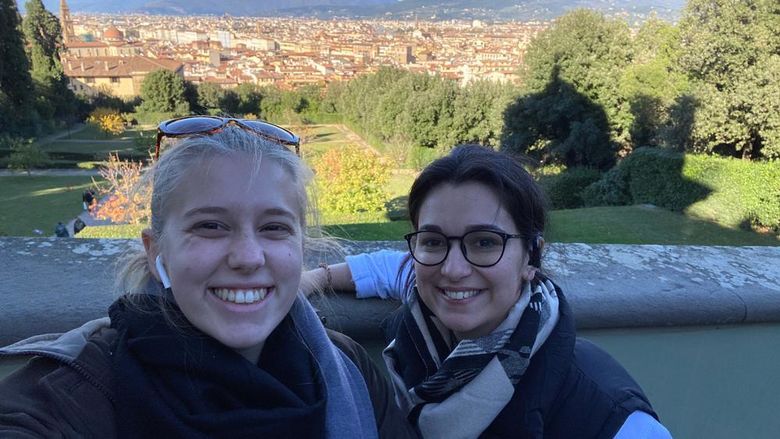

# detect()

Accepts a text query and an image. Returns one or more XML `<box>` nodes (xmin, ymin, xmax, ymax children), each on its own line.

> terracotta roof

<box><xmin>65</xmin><ymin>41</ymin><xmax>109</xmax><ymax>48</ymax></box>
<box><xmin>63</xmin><ymin>56</ymin><xmax>183</xmax><ymax>78</ymax></box>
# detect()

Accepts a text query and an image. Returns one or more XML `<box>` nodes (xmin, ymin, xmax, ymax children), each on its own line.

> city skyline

<box><xmin>18</xmin><ymin>0</ymin><xmax>686</xmax><ymax>21</ymax></box>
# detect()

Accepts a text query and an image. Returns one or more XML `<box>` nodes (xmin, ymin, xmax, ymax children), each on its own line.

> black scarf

<box><xmin>109</xmin><ymin>295</ymin><xmax>327</xmax><ymax>439</ymax></box>
<box><xmin>384</xmin><ymin>276</ymin><xmax>560</xmax><ymax>438</ymax></box>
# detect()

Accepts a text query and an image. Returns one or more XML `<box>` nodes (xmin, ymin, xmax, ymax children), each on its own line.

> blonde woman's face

<box><xmin>148</xmin><ymin>154</ymin><xmax>304</xmax><ymax>362</ymax></box>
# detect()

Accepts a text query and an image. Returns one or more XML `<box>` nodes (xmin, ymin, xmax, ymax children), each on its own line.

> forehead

<box><xmin>417</xmin><ymin>182</ymin><xmax>516</xmax><ymax>231</ymax></box>
<box><xmin>168</xmin><ymin>154</ymin><xmax>301</xmax><ymax>217</ymax></box>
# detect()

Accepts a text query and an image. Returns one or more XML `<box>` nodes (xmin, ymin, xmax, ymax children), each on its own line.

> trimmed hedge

<box><xmin>583</xmin><ymin>147</ymin><xmax>780</xmax><ymax>232</ymax></box>
<box><xmin>76</xmin><ymin>224</ymin><xmax>146</xmax><ymax>239</ymax></box>
<box><xmin>538</xmin><ymin>167</ymin><xmax>603</xmax><ymax>209</ymax></box>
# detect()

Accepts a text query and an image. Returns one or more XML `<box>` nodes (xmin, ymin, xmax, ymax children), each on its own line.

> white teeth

<box><xmin>211</xmin><ymin>288</ymin><xmax>269</xmax><ymax>304</ymax></box>
<box><xmin>443</xmin><ymin>290</ymin><xmax>479</xmax><ymax>300</ymax></box>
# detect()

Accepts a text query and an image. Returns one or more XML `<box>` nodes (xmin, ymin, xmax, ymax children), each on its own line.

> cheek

<box><xmin>413</xmin><ymin>262</ymin><xmax>436</xmax><ymax>282</ymax></box>
<box><xmin>273</xmin><ymin>241</ymin><xmax>304</xmax><ymax>275</ymax></box>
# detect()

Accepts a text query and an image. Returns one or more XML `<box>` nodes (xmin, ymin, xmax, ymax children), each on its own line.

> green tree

<box><xmin>22</xmin><ymin>0</ymin><xmax>76</xmax><ymax>124</ymax></box>
<box><xmin>399</xmin><ymin>76</ymin><xmax>457</xmax><ymax>149</ymax></box>
<box><xmin>197</xmin><ymin>82</ymin><xmax>225</xmax><ymax>111</ymax></box>
<box><xmin>503</xmin><ymin>69</ymin><xmax>616</xmax><ymax>169</ymax></box>
<box><xmin>7</xmin><ymin>138</ymin><xmax>50</xmax><ymax>175</ymax></box>
<box><xmin>678</xmin><ymin>0</ymin><xmax>780</xmax><ymax>159</ymax></box>
<box><xmin>297</xmin><ymin>84</ymin><xmax>323</xmax><ymax>118</ymax></box>
<box><xmin>137</xmin><ymin>69</ymin><xmax>190</xmax><ymax>115</ymax></box>
<box><xmin>619</xmin><ymin>18</ymin><xmax>690</xmax><ymax>148</ymax></box>
<box><xmin>234</xmin><ymin>83</ymin><xmax>262</xmax><ymax>116</ymax></box>
<box><xmin>183</xmin><ymin>80</ymin><xmax>203</xmax><ymax>114</ymax></box>
<box><xmin>515</xmin><ymin>9</ymin><xmax>634</xmax><ymax>150</ymax></box>
<box><xmin>0</xmin><ymin>0</ymin><xmax>37</xmax><ymax>135</ymax></box>
<box><xmin>450</xmin><ymin>80</ymin><xmax>517</xmax><ymax>147</ymax></box>
<box><xmin>220</xmin><ymin>89</ymin><xmax>240</xmax><ymax>115</ymax></box>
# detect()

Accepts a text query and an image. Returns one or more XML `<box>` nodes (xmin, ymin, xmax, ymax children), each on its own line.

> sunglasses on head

<box><xmin>154</xmin><ymin>116</ymin><xmax>300</xmax><ymax>159</ymax></box>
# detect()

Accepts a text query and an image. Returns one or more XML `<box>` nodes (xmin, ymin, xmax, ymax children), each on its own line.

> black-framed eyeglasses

<box><xmin>154</xmin><ymin>116</ymin><xmax>300</xmax><ymax>159</ymax></box>
<box><xmin>404</xmin><ymin>229</ymin><xmax>524</xmax><ymax>268</ymax></box>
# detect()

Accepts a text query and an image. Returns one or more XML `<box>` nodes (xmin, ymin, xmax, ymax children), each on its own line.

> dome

<box><xmin>103</xmin><ymin>25</ymin><xmax>123</xmax><ymax>41</ymax></box>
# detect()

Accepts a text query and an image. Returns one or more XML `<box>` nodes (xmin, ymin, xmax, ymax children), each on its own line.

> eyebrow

<box><xmin>183</xmin><ymin>206</ymin><xmax>298</xmax><ymax>220</ymax></box>
<box><xmin>417</xmin><ymin>224</ymin><xmax>509</xmax><ymax>233</ymax></box>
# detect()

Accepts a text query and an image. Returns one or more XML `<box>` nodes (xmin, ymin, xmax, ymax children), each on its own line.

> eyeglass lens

<box><xmin>408</xmin><ymin>230</ymin><xmax>507</xmax><ymax>266</ymax></box>
<box><xmin>161</xmin><ymin>117</ymin><xmax>224</xmax><ymax>135</ymax></box>
<box><xmin>241</xmin><ymin>120</ymin><xmax>298</xmax><ymax>143</ymax></box>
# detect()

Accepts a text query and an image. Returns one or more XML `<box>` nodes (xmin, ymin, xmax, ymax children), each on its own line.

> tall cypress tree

<box><xmin>0</xmin><ymin>0</ymin><xmax>36</xmax><ymax>135</ymax></box>
<box><xmin>23</xmin><ymin>0</ymin><xmax>75</xmax><ymax>123</ymax></box>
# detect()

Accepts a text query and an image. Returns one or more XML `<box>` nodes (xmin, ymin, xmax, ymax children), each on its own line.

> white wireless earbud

<box><xmin>155</xmin><ymin>255</ymin><xmax>172</xmax><ymax>289</ymax></box>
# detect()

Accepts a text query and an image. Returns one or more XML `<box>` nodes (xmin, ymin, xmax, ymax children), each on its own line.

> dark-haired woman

<box><xmin>306</xmin><ymin>144</ymin><xmax>671</xmax><ymax>438</ymax></box>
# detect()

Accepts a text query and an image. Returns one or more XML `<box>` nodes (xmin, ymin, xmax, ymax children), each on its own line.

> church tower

<box><xmin>60</xmin><ymin>0</ymin><xmax>76</xmax><ymax>44</ymax></box>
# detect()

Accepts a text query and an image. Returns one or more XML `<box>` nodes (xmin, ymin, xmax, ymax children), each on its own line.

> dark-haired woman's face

<box><xmin>413</xmin><ymin>182</ymin><xmax>537</xmax><ymax>340</ymax></box>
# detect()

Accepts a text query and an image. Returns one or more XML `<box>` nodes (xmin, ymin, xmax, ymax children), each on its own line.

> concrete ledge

<box><xmin>1</xmin><ymin>238</ymin><xmax>778</xmax><ymax>344</ymax></box>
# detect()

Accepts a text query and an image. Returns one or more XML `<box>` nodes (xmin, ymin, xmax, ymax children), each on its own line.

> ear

<box><xmin>142</xmin><ymin>228</ymin><xmax>160</xmax><ymax>282</ymax></box>
<box><xmin>521</xmin><ymin>236</ymin><xmax>544</xmax><ymax>281</ymax></box>
<box><xmin>521</xmin><ymin>264</ymin><xmax>538</xmax><ymax>281</ymax></box>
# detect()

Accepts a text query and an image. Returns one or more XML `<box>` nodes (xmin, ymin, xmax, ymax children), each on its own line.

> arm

<box><xmin>0</xmin><ymin>357</ymin><xmax>90</xmax><ymax>437</ymax></box>
<box><xmin>327</xmin><ymin>330</ymin><xmax>420</xmax><ymax>439</ymax></box>
<box><xmin>614</xmin><ymin>411</ymin><xmax>672</xmax><ymax>439</ymax></box>
<box><xmin>302</xmin><ymin>262</ymin><xmax>357</xmax><ymax>296</ymax></box>
<box><xmin>304</xmin><ymin>250</ymin><xmax>411</xmax><ymax>301</ymax></box>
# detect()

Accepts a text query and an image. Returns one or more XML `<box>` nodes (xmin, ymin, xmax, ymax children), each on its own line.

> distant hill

<box><xmin>24</xmin><ymin>0</ymin><xmax>686</xmax><ymax>21</ymax></box>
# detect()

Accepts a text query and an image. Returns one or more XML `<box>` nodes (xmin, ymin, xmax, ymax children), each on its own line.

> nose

<box><xmin>227</xmin><ymin>233</ymin><xmax>265</xmax><ymax>272</ymax></box>
<box><xmin>440</xmin><ymin>241</ymin><xmax>472</xmax><ymax>280</ymax></box>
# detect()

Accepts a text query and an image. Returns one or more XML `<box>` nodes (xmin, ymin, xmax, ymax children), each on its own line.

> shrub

<box><xmin>76</xmin><ymin>223</ymin><xmax>146</xmax><ymax>239</ymax></box>
<box><xmin>622</xmin><ymin>148</ymin><xmax>711</xmax><ymax>211</ymax></box>
<box><xmin>683</xmin><ymin>155</ymin><xmax>780</xmax><ymax>233</ymax></box>
<box><xmin>583</xmin><ymin>147</ymin><xmax>780</xmax><ymax>232</ymax></box>
<box><xmin>314</xmin><ymin>145</ymin><xmax>390</xmax><ymax>214</ymax></box>
<box><xmin>538</xmin><ymin>167</ymin><xmax>602</xmax><ymax>209</ymax></box>
<box><xmin>93</xmin><ymin>153</ymin><xmax>150</xmax><ymax>224</ymax></box>
<box><xmin>87</xmin><ymin>107</ymin><xmax>125</xmax><ymax>136</ymax></box>
<box><xmin>582</xmin><ymin>166</ymin><xmax>631</xmax><ymax>207</ymax></box>
<box><xmin>6</xmin><ymin>138</ymin><xmax>51</xmax><ymax>175</ymax></box>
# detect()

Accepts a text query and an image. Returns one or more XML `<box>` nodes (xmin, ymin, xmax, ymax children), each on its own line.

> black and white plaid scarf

<box><xmin>383</xmin><ymin>276</ymin><xmax>560</xmax><ymax>438</ymax></box>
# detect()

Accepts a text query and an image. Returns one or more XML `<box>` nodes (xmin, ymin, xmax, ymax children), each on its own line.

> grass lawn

<box><xmin>547</xmin><ymin>205</ymin><xmax>779</xmax><ymax>246</ymax></box>
<box><xmin>40</xmin><ymin>141</ymin><xmax>141</xmax><ymax>156</ymax></box>
<box><xmin>0</xmin><ymin>176</ymin><xmax>98</xmax><ymax>236</ymax></box>
<box><xmin>298</xmin><ymin>124</ymin><xmax>367</xmax><ymax>162</ymax></box>
<box><xmin>38</xmin><ymin>125</ymin><xmax>154</xmax><ymax>159</ymax></box>
<box><xmin>71</xmin><ymin>205</ymin><xmax>779</xmax><ymax>245</ymax></box>
<box><xmin>63</xmin><ymin>124</ymin><xmax>155</xmax><ymax>141</ymax></box>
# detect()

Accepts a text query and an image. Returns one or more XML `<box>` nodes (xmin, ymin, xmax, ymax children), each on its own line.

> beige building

<box><xmin>63</xmin><ymin>56</ymin><xmax>184</xmax><ymax>98</ymax></box>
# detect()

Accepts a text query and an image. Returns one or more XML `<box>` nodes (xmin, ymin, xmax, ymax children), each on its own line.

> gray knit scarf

<box><xmin>383</xmin><ymin>277</ymin><xmax>560</xmax><ymax>439</ymax></box>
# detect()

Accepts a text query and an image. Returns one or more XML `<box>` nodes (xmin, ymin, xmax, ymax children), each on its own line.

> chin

<box><xmin>440</xmin><ymin>317</ymin><xmax>480</xmax><ymax>338</ymax></box>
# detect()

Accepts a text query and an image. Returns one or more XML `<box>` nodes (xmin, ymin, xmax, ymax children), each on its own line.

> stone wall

<box><xmin>2</xmin><ymin>237</ymin><xmax>778</xmax><ymax>344</ymax></box>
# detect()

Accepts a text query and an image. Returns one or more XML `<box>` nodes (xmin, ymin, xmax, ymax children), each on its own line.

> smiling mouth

<box><xmin>442</xmin><ymin>289</ymin><xmax>480</xmax><ymax>300</ymax></box>
<box><xmin>209</xmin><ymin>288</ymin><xmax>268</xmax><ymax>304</ymax></box>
